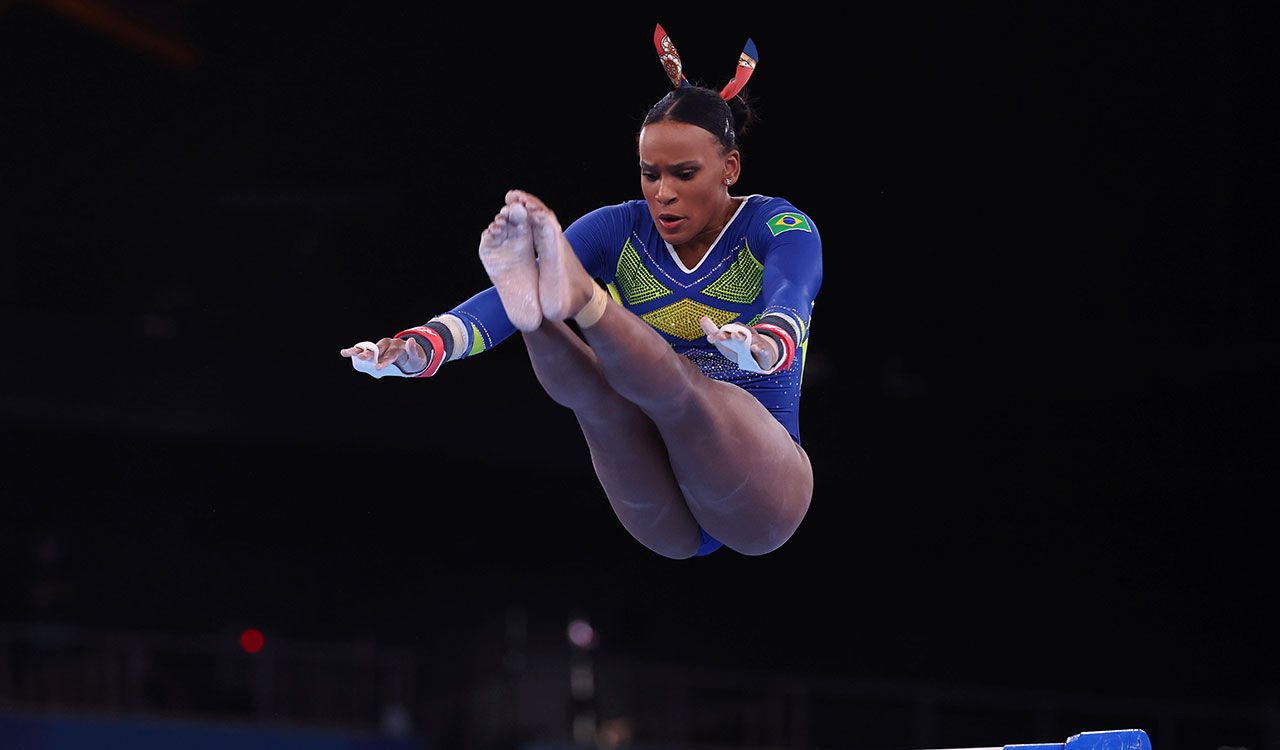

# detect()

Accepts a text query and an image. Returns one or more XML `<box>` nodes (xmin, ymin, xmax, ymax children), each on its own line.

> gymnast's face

<box><xmin>638</xmin><ymin>120</ymin><xmax>740</xmax><ymax>248</ymax></box>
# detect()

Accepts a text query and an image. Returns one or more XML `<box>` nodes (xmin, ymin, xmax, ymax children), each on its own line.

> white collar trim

<box><xmin>664</xmin><ymin>194</ymin><xmax>760</xmax><ymax>273</ymax></box>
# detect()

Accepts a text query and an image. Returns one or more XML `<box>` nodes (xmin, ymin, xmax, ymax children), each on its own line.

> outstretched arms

<box><xmin>341</xmin><ymin>193</ymin><xmax>627</xmax><ymax>379</ymax></box>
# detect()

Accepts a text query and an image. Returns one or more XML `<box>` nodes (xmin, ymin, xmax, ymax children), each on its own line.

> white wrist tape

<box><xmin>710</xmin><ymin>323</ymin><xmax>778</xmax><ymax>375</ymax></box>
<box><xmin>430</xmin><ymin>314</ymin><xmax>469</xmax><ymax>360</ymax></box>
<box><xmin>349</xmin><ymin>341</ymin><xmax>414</xmax><ymax>378</ymax></box>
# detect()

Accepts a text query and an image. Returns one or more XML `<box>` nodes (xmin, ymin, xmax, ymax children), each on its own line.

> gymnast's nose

<box><xmin>655</xmin><ymin>175</ymin><xmax>677</xmax><ymax>204</ymax></box>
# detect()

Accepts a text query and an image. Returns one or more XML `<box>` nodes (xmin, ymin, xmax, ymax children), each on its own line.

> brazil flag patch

<box><xmin>766</xmin><ymin>211</ymin><xmax>812</xmax><ymax>236</ymax></box>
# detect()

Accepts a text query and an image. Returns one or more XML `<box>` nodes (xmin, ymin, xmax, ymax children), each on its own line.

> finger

<box><xmin>699</xmin><ymin>316</ymin><xmax>719</xmax><ymax>337</ymax></box>
<box><xmin>375</xmin><ymin>340</ymin><xmax>400</xmax><ymax>369</ymax></box>
<box><xmin>377</xmin><ymin>349</ymin><xmax>402</xmax><ymax>369</ymax></box>
<box><xmin>399</xmin><ymin>338</ymin><xmax>422</xmax><ymax>367</ymax></box>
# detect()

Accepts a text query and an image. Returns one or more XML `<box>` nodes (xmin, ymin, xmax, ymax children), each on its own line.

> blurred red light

<box><xmin>240</xmin><ymin>628</ymin><xmax>265</xmax><ymax>654</ymax></box>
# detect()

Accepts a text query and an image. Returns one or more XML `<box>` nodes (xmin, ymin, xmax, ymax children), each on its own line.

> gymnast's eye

<box><xmin>641</xmin><ymin>170</ymin><xmax>696</xmax><ymax>182</ymax></box>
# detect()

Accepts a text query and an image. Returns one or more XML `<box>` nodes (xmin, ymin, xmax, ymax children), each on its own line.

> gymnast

<box><xmin>339</xmin><ymin>26</ymin><xmax>822</xmax><ymax>558</ymax></box>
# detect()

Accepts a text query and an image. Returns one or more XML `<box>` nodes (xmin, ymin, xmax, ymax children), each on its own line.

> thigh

<box><xmin>576</xmin><ymin>392</ymin><xmax>704</xmax><ymax>559</ymax></box>
<box><xmin>653</xmin><ymin>364</ymin><xmax>814</xmax><ymax>556</ymax></box>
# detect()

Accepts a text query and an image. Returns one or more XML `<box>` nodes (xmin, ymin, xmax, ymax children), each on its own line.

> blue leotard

<box><xmin>418</xmin><ymin>194</ymin><xmax>823</xmax><ymax>555</ymax></box>
<box><xmin>432</xmin><ymin>194</ymin><xmax>821</xmax><ymax>436</ymax></box>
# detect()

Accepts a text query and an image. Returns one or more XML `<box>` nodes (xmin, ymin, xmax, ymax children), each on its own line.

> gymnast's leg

<box><xmin>480</xmin><ymin>203</ymin><xmax>703</xmax><ymax>559</ymax></box>
<box><xmin>517</xmin><ymin>191</ymin><xmax>813</xmax><ymax>556</ymax></box>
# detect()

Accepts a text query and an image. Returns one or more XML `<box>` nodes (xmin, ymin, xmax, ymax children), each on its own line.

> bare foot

<box><xmin>526</xmin><ymin>202</ymin><xmax>595</xmax><ymax>321</ymax></box>
<box><xmin>478</xmin><ymin>201</ymin><xmax>542</xmax><ymax>331</ymax></box>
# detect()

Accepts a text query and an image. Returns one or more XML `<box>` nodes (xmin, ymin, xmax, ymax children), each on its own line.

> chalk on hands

<box><xmin>707</xmin><ymin>322</ymin><xmax>774</xmax><ymax>374</ymax></box>
<box><xmin>348</xmin><ymin>341</ymin><xmax>410</xmax><ymax>378</ymax></box>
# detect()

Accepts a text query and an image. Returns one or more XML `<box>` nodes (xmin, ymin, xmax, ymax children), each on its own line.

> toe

<box><xmin>528</xmin><ymin>205</ymin><xmax>559</xmax><ymax>229</ymax></box>
<box><xmin>508</xmin><ymin>189</ymin><xmax>549</xmax><ymax>212</ymax></box>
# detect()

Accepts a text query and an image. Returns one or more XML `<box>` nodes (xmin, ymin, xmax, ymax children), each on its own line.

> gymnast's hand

<box><xmin>700</xmin><ymin>316</ymin><xmax>780</xmax><ymax>371</ymax></box>
<box><xmin>339</xmin><ymin>337</ymin><xmax>429</xmax><ymax>376</ymax></box>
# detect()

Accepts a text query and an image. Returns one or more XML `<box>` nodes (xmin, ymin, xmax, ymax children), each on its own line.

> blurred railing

<box><xmin>580</xmin><ymin>655</ymin><xmax>1279</xmax><ymax>750</ymax></box>
<box><xmin>0</xmin><ymin>622</ymin><xmax>418</xmax><ymax>737</ymax></box>
<box><xmin>3</xmin><ymin>621</ymin><xmax>1276</xmax><ymax>750</ymax></box>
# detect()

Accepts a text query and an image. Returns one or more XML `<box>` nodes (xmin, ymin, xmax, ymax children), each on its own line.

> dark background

<box><xmin>1</xmin><ymin>0</ymin><xmax>1274</xmax><ymax>715</ymax></box>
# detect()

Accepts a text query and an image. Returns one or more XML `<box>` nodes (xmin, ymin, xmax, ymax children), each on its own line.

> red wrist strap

<box><xmin>393</xmin><ymin>326</ymin><xmax>446</xmax><ymax>377</ymax></box>
<box><xmin>750</xmin><ymin>323</ymin><xmax>796</xmax><ymax>372</ymax></box>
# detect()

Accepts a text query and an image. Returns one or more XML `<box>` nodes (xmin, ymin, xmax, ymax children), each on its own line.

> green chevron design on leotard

<box><xmin>702</xmin><ymin>243</ymin><xmax>764</xmax><ymax>304</ymax></box>
<box><xmin>468</xmin><ymin>322</ymin><xmax>486</xmax><ymax>356</ymax></box>
<box><xmin>615</xmin><ymin>238</ymin><xmax>672</xmax><ymax>305</ymax></box>
<box><xmin>800</xmin><ymin>335</ymin><xmax>810</xmax><ymax>384</ymax></box>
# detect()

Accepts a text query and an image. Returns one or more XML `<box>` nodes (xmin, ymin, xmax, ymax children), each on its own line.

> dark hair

<box><xmin>638</xmin><ymin>84</ymin><xmax>759</xmax><ymax>154</ymax></box>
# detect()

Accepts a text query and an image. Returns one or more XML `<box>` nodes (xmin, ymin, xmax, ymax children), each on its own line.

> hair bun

<box><xmin>725</xmin><ymin>88</ymin><xmax>758</xmax><ymax>144</ymax></box>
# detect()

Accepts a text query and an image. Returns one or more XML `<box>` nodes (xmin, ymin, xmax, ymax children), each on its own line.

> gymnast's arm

<box><xmin>339</xmin><ymin>202</ymin><xmax>620</xmax><ymax>377</ymax></box>
<box><xmin>393</xmin><ymin>288</ymin><xmax>518</xmax><ymax>373</ymax></box>
<box><xmin>721</xmin><ymin>206</ymin><xmax>824</xmax><ymax>372</ymax></box>
<box><xmin>758</xmin><ymin>212</ymin><xmax>823</xmax><ymax>365</ymax></box>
